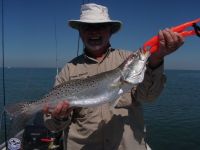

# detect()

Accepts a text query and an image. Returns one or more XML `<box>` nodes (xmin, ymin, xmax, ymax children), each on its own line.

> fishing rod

<box><xmin>1</xmin><ymin>0</ymin><xmax>8</xmax><ymax>148</ymax></box>
<box><xmin>54</xmin><ymin>17</ymin><xmax>59</xmax><ymax>76</ymax></box>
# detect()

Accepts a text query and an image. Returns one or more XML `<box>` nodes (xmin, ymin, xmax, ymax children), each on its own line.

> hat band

<box><xmin>80</xmin><ymin>11</ymin><xmax>111</xmax><ymax>22</ymax></box>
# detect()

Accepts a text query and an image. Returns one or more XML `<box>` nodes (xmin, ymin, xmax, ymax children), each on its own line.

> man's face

<box><xmin>79</xmin><ymin>23</ymin><xmax>112</xmax><ymax>52</ymax></box>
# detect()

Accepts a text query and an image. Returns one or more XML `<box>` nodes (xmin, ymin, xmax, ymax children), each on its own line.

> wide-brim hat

<box><xmin>68</xmin><ymin>3</ymin><xmax>122</xmax><ymax>34</ymax></box>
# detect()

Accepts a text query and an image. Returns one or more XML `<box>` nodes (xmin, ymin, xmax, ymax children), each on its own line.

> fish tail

<box><xmin>9</xmin><ymin>111</ymin><xmax>32</xmax><ymax>139</ymax></box>
<box><xmin>3</xmin><ymin>102</ymin><xmax>37</xmax><ymax>138</ymax></box>
<box><xmin>4</xmin><ymin>102</ymin><xmax>32</xmax><ymax>118</ymax></box>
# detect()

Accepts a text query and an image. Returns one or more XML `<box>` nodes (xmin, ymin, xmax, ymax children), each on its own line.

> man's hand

<box><xmin>148</xmin><ymin>28</ymin><xmax>184</xmax><ymax>69</ymax></box>
<box><xmin>43</xmin><ymin>101</ymin><xmax>72</xmax><ymax>120</ymax></box>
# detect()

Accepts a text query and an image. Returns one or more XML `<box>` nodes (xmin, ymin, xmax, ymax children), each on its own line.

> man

<box><xmin>43</xmin><ymin>3</ymin><xmax>184</xmax><ymax>150</ymax></box>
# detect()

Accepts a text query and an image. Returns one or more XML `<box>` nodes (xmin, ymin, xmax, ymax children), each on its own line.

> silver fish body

<box><xmin>5</xmin><ymin>49</ymin><xmax>150</xmax><ymax>117</ymax></box>
<box><xmin>42</xmin><ymin>67</ymin><xmax>123</xmax><ymax>108</ymax></box>
<box><xmin>2</xmin><ymin>49</ymin><xmax>150</xmax><ymax>138</ymax></box>
<box><xmin>32</xmin><ymin>49</ymin><xmax>150</xmax><ymax>110</ymax></box>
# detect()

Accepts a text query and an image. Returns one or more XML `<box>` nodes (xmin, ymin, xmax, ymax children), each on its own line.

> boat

<box><xmin>0</xmin><ymin>112</ymin><xmax>63</xmax><ymax>150</ymax></box>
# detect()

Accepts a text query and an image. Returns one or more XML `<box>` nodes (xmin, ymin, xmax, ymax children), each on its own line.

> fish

<box><xmin>1</xmin><ymin>48</ymin><xmax>150</xmax><ymax>138</ymax></box>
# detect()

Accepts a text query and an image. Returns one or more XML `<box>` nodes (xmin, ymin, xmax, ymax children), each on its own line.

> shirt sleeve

<box><xmin>133</xmin><ymin>61</ymin><xmax>166</xmax><ymax>102</ymax></box>
<box><xmin>54</xmin><ymin>64</ymin><xmax>70</xmax><ymax>86</ymax></box>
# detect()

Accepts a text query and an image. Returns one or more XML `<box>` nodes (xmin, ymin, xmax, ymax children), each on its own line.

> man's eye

<box><xmin>81</xmin><ymin>24</ymin><xmax>110</xmax><ymax>31</ymax></box>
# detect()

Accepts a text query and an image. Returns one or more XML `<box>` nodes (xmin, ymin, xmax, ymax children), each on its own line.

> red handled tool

<box><xmin>143</xmin><ymin>18</ymin><xmax>200</xmax><ymax>53</ymax></box>
<box><xmin>40</xmin><ymin>138</ymin><xmax>54</xmax><ymax>143</ymax></box>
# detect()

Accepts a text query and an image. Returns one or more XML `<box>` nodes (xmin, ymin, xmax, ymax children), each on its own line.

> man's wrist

<box><xmin>148</xmin><ymin>58</ymin><xmax>164</xmax><ymax>70</ymax></box>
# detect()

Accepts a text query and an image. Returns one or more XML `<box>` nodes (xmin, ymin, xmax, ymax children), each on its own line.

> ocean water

<box><xmin>0</xmin><ymin>68</ymin><xmax>200</xmax><ymax>150</ymax></box>
<box><xmin>144</xmin><ymin>70</ymin><xmax>200</xmax><ymax>150</ymax></box>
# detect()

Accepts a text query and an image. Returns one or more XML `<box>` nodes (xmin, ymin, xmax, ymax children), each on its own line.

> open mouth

<box><xmin>88</xmin><ymin>36</ymin><xmax>102</xmax><ymax>45</ymax></box>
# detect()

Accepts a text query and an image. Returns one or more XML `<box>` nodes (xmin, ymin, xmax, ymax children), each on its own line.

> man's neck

<box><xmin>84</xmin><ymin>45</ymin><xmax>110</xmax><ymax>59</ymax></box>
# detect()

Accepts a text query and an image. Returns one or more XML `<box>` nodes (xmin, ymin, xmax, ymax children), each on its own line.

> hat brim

<box><xmin>68</xmin><ymin>20</ymin><xmax>122</xmax><ymax>34</ymax></box>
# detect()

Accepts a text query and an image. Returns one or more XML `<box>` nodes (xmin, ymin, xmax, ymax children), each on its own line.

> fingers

<box><xmin>43</xmin><ymin>103</ymin><xmax>50</xmax><ymax>115</ymax></box>
<box><xmin>163</xmin><ymin>28</ymin><xmax>177</xmax><ymax>49</ymax></box>
<box><xmin>149</xmin><ymin>28</ymin><xmax>185</xmax><ymax>68</ymax></box>
<box><xmin>158</xmin><ymin>28</ymin><xmax>184</xmax><ymax>57</ymax></box>
<box><xmin>175</xmin><ymin>32</ymin><xmax>184</xmax><ymax>45</ymax></box>
<box><xmin>158</xmin><ymin>30</ymin><xmax>165</xmax><ymax>52</ymax></box>
<box><xmin>52</xmin><ymin>101</ymin><xmax>70</xmax><ymax>116</ymax></box>
<box><xmin>43</xmin><ymin>100</ymin><xmax>72</xmax><ymax>119</ymax></box>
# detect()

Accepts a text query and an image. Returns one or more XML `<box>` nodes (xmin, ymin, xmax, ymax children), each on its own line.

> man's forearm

<box><xmin>133</xmin><ymin>62</ymin><xmax>166</xmax><ymax>102</ymax></box>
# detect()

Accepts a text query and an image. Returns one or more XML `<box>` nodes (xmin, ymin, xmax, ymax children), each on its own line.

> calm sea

<box><xmin>0</xmin><ymin>68</ymin><xmax>200</xmax><ymax>150</ymax></box>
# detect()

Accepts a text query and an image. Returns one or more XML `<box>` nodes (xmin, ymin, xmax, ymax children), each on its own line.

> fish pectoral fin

<box><xmin>109</xmin><ymin>89</ymin><xmax>124</xmax><ymax>108</ymax></box>
<box><xmin>110</xmin><ymin>83</ymin><xmax>118</xmax><ymax>88</ymax></box>
<box><xmin>110</xmin><ymin>77</ymin><xmax>122</xmax><ymax>88</ymax></box>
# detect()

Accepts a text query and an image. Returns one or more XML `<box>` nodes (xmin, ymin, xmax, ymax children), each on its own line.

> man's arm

<box><xmin>134</xmin><ymin>28</ymin><xmax>184</xmax><ymax>102</ymax></box>
<box><xmin>133</xmin><ymin>62</ymin><xmax>166</xmax><ymax>102</ymax></box>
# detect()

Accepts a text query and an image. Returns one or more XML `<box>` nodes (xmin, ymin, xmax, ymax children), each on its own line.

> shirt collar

<box><xmin>83</xmin><ymin>46</ymin><xmax>112</xmax><ymax>64</ymax></box>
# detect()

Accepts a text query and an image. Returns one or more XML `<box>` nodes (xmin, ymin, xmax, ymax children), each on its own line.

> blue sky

<box><xmin>1</xmin><ymin>0</ymin><xmax>200</xmax><ymax>69</ymax></box>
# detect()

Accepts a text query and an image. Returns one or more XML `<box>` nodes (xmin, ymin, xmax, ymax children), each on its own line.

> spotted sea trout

<box><xmin>2</xmin><ymin>48</ymin><xmax>150</xmax><ymax>138</ymax></box>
